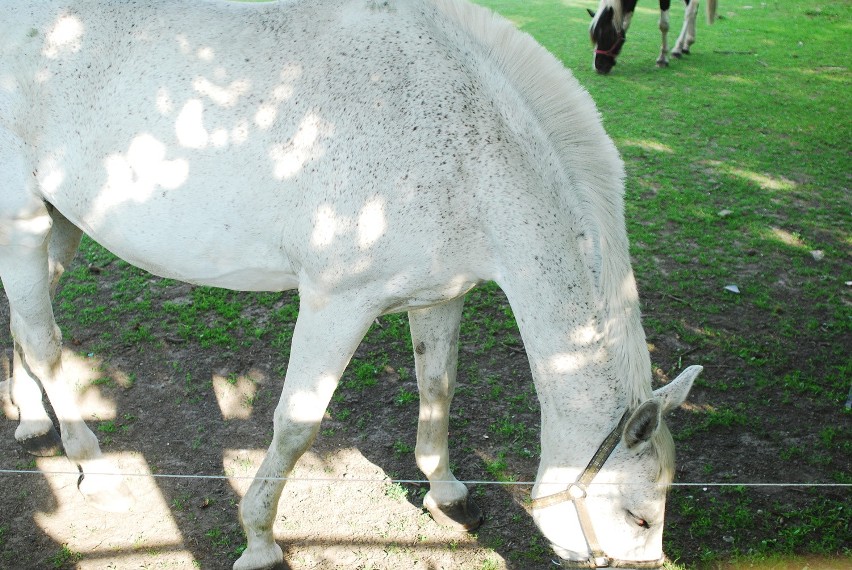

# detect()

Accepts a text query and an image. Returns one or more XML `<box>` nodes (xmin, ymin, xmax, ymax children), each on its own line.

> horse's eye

<box><xmin>628</xmin><ymin>511</ymin><xmax>650</xmax><ymax>529</ymax></box>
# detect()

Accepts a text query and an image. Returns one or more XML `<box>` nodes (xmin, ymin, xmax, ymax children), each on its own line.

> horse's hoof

<box><xmin>17</xmin><ymin>424</ymin><xmax>63</xmax><ymax>457</ymax></box>
<box><xmin>671</xmin><ymin>51</ymin><xmax>683</xmax><ymax>59</ymax></box>
<box><xmin>682</xmin><ymin>48</ymin><xmax>691</xmax><ymax>55</ymax></box>
<box><xmin>233</xmin><ymin>543</ymin><xmax>285</xmax><ymax>570</ymax></box>
<box><xmin>424</xmin><ymin>493</ymin><xmax>484</xmax><ymax>531</ymax></box>
<box><xmin>78</xmin><ymin>473</ymin><xmax>134</xmax><ymax>512</ymax></box>
<box><xmin>656</xmin><ymin>60</ymin><xmax>669</xmax><ymax>68</ymax></box>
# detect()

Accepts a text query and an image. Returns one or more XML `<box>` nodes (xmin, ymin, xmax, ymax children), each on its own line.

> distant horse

<box><xmin>589</xmin><ymin>0</ymin><xmax>718</xmax><ymax>73</ymax></box>
<box><xmin>0</xmin><ymin>0</ymin><xmax>701</xmax><ymax>568</ymax></box>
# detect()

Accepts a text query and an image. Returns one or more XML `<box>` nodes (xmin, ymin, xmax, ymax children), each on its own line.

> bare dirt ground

<box><xmin>0</xmin><ymin>246</ymin><xmax>849</xmax><ymax>569</ymax></box>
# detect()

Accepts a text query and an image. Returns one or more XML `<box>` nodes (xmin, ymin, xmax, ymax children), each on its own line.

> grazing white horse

<box><xmin>0</xmin><ymin>0</ymin><xmax>701</xmax><ymax>568</ymax></box>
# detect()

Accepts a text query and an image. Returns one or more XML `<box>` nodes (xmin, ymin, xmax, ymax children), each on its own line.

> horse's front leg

<box><xmin>409</xmin><ymin>298</ymin><xmax>483</xmax><ymax>531</ymax></box>
<box><xmin>4</xmin><ymin>207</ymin><xmax>83</xmax><ymax>456</ymax></box>
<box><xmin>657</xmin><ymin>8</ymin><xmax>672</xmax><ymax>67</ymax></box>
<box><xmin>235</xmin><ymin>290</ymin><xmax>376</xmax><ymax>570</ymax></box>
<box><xmin>672</xmin><ymin>0</ymin><xmax>700</xmax><ymax>57</ymax></box>
<box><xmin>0</xmin><ymin>197</ymin><xmax>131</xmax><ymax>511</ymax></box>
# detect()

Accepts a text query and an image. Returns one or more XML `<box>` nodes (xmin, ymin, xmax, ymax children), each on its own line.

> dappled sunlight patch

<box><xmin>621</xmin><ymin>139</ymin><xmax>674</xmax><ymax>153</ymax></box>
<box><xmin>767</xmin><ymin>227</ymin><xmax>808</xmax><ymax>250</ymax></box>
<box><xmin>61</xmin><ymin>349</ymin><xmax>117</xmax><ymax>420</ymax></box>
<box><xmin>34</xmin><ymin>453</ymin><xmax>192</xmax><ymax>566</ymax></box>
<box><xmin>796</xmin><ymin>66</ymin><xmax>848</xmax><ymax>84</ymax></box>
<box><xmin>37</xmin><ymin>153</ymin><xmax>66</xmax><ymax>194</ymax></box>
<box><xmin>728</xmin><ymin>168</ymin><xmax>795</xmax><ymax>191</ymax></box>
<box><xmin>175</xmin><ymin>99</ymin><xmax>210</xmax><ymax>148</ymax></box>
<box><xmin>212</xmin><ymin>370</ymin><xmax>261</xmax><ymax>420</ymax></box>
<box><xmin>43</xmin><ymin>13</ymin><xmax>84</xmax><ymax>59</ymax></box>
<box><xmin>269</xmin><ymin>112</ymin><xmax>334</xmax><ymax>179</ymax></box>
<box><xmin>548</xmin><ymin>351</ymin><xmax>591</xmax><ymax>374</ymax></box>
<box><xmin>714</xmin><ymin>75</ymin><xmax>755</xmax><ymax>85</ymax></box>
<box><xmin>98</xmin><ymin>133</ymin><xmax>189</xmax><ymax>217</ymax></box>
<box><xmin>311</xmin><ymin>204</ymin><xmax>347</xmax><ymax>249</ymax></box>
<box><xmin>679</xmin><ymin>401</ymin><xmax>715</xmax><ymax>413</ymax></box>
<box><xmin>706</xmin><ymin>160</ymin><xmax>796</xmax><ymax>191</ymax></box>
<box><xmin>223</xmin><ymin>448</ymin><xmax>266</xmax><ymax>496</ymax></box>
<box><xmin>357</xmin><ymin>197</ymin><xmax>387</xmax><ymax>250</ymax></box>
<box><xmin>192</xmin><ymin>76</ymin><xmax>251</xmax><ymax>108</ymax></box>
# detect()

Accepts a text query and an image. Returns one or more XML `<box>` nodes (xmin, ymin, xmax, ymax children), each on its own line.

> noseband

<box><xmin>530</xmin><ymin>411</ymin><xmax>665</xmax><ymax>569</ymax></box>
<box><xmin>594</xmin><ymin>31</ymin><xmax>626</xmax><ymax>60</ymax></box>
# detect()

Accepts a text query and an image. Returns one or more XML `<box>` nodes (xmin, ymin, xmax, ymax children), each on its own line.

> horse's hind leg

<box><xmin>0</xmin><ymin>187</ymin><xmax>131</xmax><ymax>511</ymax></box>
<box><xmin>7</xmin><ymin>206</ymin><xmax>82</xmax><ymax>456</ymax></box>
<box><xmin>409</xmin><ymin>298</ymin><xmax>483</xmax><ymax>531</ymax></box>
<box><xmin>46</xmin><ymin>205</ymin><xmax>83</xmax><ymax>296</ymax></box>
<box><xmin>672</xmin><ymin>0</ymin><xmax>700</xmax><ymax>57</ymax></box>
<box><xmin>236</xmin><ymin>291</ymin><xmax>377</xmax><ymax>570</ymax></box>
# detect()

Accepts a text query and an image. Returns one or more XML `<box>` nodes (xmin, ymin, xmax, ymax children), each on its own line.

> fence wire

<box><xmin>1</xmin><ymin>467</ymin><xmax>849</xmax><ymax>489</ymax></box>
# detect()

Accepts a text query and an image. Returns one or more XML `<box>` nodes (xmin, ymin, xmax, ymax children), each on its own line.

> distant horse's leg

<box><xmin>657</xmin><ymin>0</ymin><xmax>672</xmax><ymax>66</ymax></box>
<box><xmin>0</xmin><ymin>185</ymin><xmax>131</xmax><ymax>511</ymax></box>
<box><xmin>409</xmin><ymin>298</ymin><xmax>483</xmax><ymax>531</ymax></box>
<box><xmin>236</xmin><ymin>291</ymin><xmax>376</xmax><ymax>570</ymax></box>
<box><xmin>672</xmin><ymin>0</ymin><xmax>700</xmax><ymax>57</ymax></box>
<box><xmin>9</xmin><ymin>206</ymin><xmax>82</xmax><ymax>456</ymax></box>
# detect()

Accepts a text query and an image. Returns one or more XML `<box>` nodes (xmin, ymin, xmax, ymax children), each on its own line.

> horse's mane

<box><xmin>420</xmin><ymin>0</ymin><xmax>673</xmax><ymax>478</ymax></box>
<box><xmin>590</xmin><ymin>0</ymin><xmax>625</xmax><ymax>33</ymax></box>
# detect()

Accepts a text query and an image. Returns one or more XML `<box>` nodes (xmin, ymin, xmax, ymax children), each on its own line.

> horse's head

<box><xmin>532</xmin><ymin>366</ymin><xmax>701</xmax><ymax>568</ymax></box>
<box><xmin>588</xmin><ymin>6</ymin><xmax>626</xmax><ymax>74</ymax></box>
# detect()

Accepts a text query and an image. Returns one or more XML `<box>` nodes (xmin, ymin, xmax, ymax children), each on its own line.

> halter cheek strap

<box><xmin>594</xmin><ymin>32</ymin><xmax>626</xmax><ymax>59</ymax></box>
<box><xmin>530</xmin><ymin>412</ymin><xmax>665</xmax><ymax>569</ymax></box>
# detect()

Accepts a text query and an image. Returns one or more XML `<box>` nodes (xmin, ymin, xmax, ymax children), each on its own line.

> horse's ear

<box><xmin>653</xmin><ymin>365</ymin><xmax>702</xmax><ymax>414</ymax></box>
<box><xmin>623</xmin><ymin>400</ymin><xmax>661</xmax><ymax>449</ymax></box>
<box><xmin>587</xmin><ymin>8</ymin><xmax>596</xmax><ymax>18</ymax></box>
<box><xmin>624</xmin><ymin>366</ymin><xmax>702</xmax><ymax>449</ymax></box>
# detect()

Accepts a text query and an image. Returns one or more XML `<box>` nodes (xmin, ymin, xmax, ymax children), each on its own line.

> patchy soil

<box><xmin>0</xmin><ymin>242</ymin><xmax>849</xmax><ymax>569</ymax></box>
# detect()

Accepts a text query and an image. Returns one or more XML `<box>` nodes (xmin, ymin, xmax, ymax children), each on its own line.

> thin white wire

<box><xmin>0</xmin><ymin>467</ymin><xmax>849</xmax><ymax>488</ymax></box>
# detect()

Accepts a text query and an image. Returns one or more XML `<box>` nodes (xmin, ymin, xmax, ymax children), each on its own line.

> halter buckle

<box><xmin>567</xmin><ymin>483</ymin><xmax>587</xmax><ymax>500</ymax></box>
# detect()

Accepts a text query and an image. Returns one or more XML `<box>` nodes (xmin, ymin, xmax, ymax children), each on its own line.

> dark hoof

<box><xmin>19</xmin><ymin>425</ymin><xmax>62</xmax><ymax>457</ymax></box>
<box><xmin>425</xmin><ymin>495</ymin><xmax>484</xmax><ymax>531</ymax></box>
<box><xmin>671</xmin><ymin>52</ymin><xmax>682</xmax><ymax>59</ymax></box>
<box><xmin>656</xmin><ymin>60</ymin><xmax>669</xmax><ymax>68</ymax></box>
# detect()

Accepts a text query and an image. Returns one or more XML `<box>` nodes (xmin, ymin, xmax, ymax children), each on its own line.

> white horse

<box><xmin>0</xmin><ymin>0</ymin><xmax>701</xmax><ymax>568</ymax></box>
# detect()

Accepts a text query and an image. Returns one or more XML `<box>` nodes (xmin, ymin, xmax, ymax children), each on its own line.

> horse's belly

<box><xmin>90</xmin><ymin>225</ymin><xmax>300</xmax><ymax>292</ymax></box>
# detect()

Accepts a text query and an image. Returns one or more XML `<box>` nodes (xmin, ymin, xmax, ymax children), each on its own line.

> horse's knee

<box><xmin>11</xmin><ymin>322</ymin><xmax>63</xmax><ymax>383</ymax></box>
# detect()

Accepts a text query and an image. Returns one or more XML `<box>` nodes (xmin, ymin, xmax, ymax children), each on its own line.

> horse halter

<box><xmin>594</xmin><ymin>31</ymin><xmax>626</xmax><ymax>60</ymax></box>
<box><xmin>530</xmin><ymin>411</ymin><xmax>665</xmax><ymax>569</ymax></box>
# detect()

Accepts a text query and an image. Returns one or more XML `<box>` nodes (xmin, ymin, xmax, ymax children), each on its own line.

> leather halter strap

<box><xmin>530</xmin><ymin>412</ymin><xmax>665</xmax><ymax>569</ymax></box>
<box><xmin>594</xmin><ymin>32</ymin><xmax>626</xmax><ymax>59</ymax></box>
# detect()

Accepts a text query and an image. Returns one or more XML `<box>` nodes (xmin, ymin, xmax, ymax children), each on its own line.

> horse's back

<box><xmin>3</xmin><ymin>0</ymin><xmax>612</xmax><ymax>307</ymax></box>
<box><xmin>3</xmin><ymin>1</ymin><xmax>510</xmax><ymax>292</ymax></box>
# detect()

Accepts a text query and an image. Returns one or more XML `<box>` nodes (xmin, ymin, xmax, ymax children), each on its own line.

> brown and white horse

<box><xmin>589</xmin><ymin>0</ymin><xmax>718</xmax><ymax>73</ymax></box>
